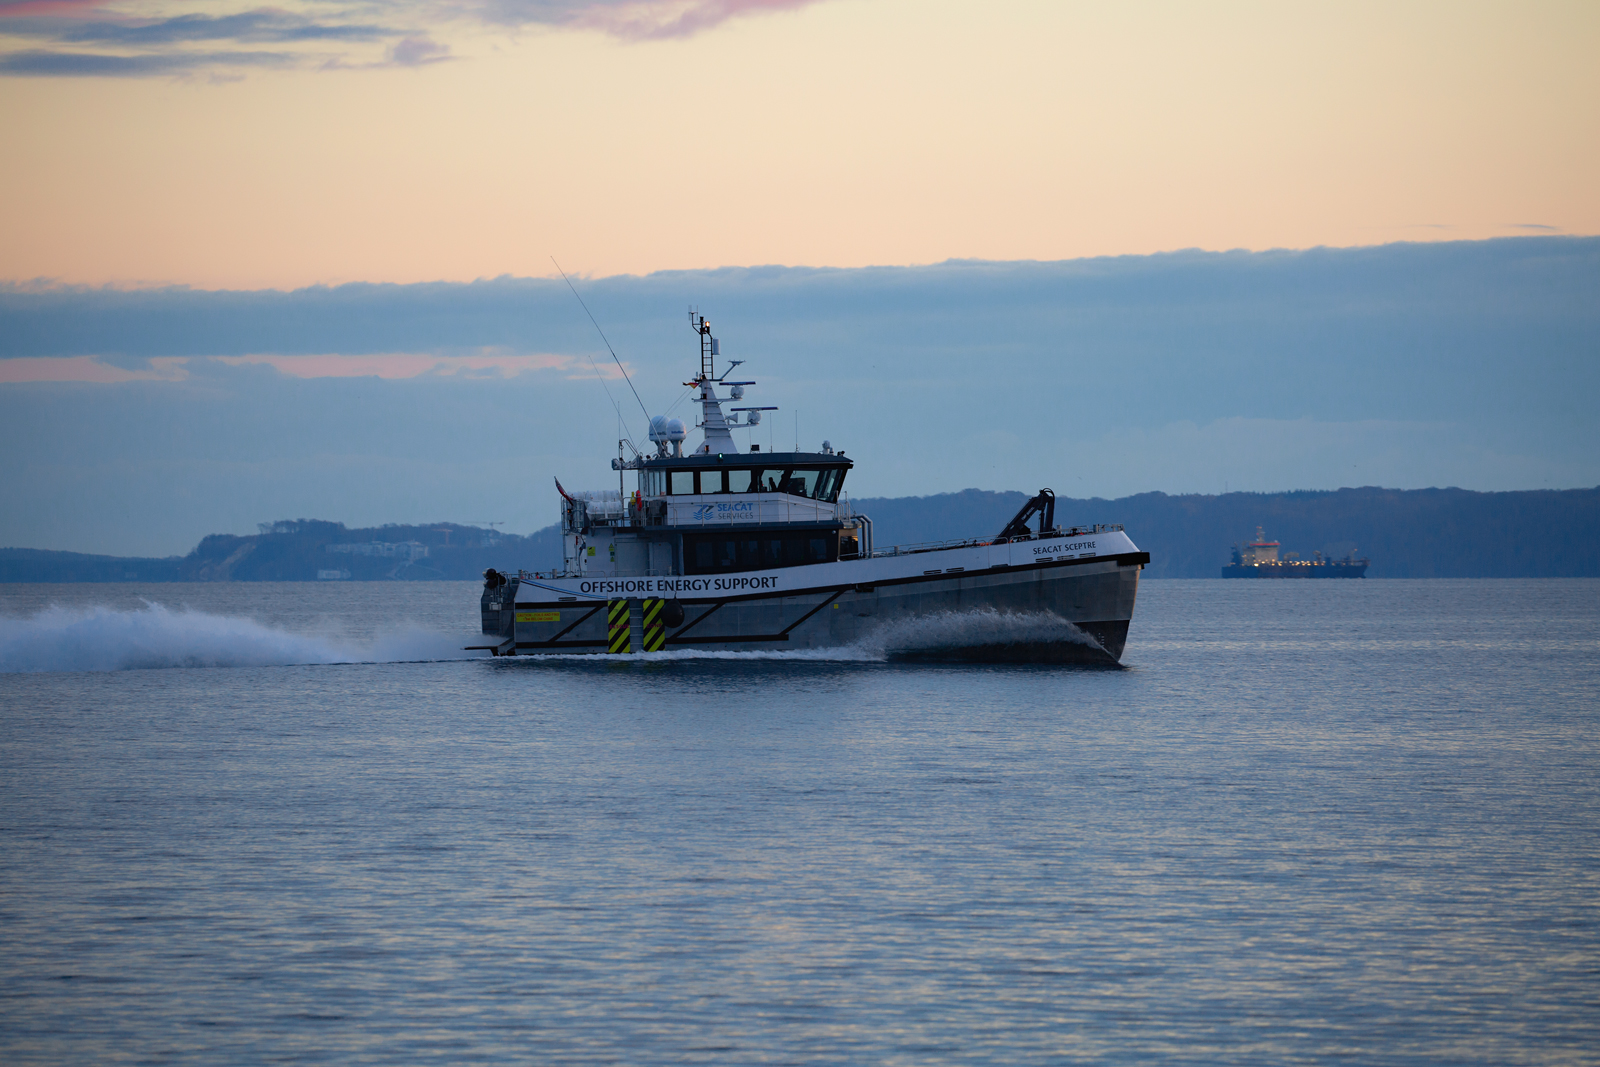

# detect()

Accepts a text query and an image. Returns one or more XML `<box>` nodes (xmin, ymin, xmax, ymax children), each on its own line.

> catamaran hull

<box><xmin>483</xmin><ymin>551</ymin><xmax>1145</xmax><ymax>664</ymax></box>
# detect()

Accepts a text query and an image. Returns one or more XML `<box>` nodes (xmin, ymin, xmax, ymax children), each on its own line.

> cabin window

<box><xmin>683</xmin><ymin>531</ymin><xmax>840</xmax><ymax>574</ymax></box>
<box><xmin>780</xmin><ymin>536</ymin><xmax>805</xmax><ymax>566</ymax></box>
<box><xmin>658</xmin><ymin>465</ymin><xmax>845</xmax><ymax>500</ymax></box>
<box><xmin>786</xmin><ymin>470</ymin><xmax>821</xmax><ymax>498</ymax></box>
<box><xmin>815</xmin><ymin>469</ymin><xmax>843</xmax><ymax>502</ymax></box>
<box><xmin>745</xmin><ymin>467</ymin><xmax>847</xmax><ymax>501</ymax></box>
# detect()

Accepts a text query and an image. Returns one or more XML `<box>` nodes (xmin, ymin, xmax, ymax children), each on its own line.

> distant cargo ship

<box><xmin>1222</xmin><ymin>527</ymin><xmax>1368</xmax><ymax>578</ymax></box>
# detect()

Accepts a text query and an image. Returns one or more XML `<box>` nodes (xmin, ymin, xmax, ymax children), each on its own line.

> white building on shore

<box><xmin>325</xmin><ymin>540</ymin><xmax>429</xmax><ymax>561</ymax></box>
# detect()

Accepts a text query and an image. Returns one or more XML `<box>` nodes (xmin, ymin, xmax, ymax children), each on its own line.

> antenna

<box><xmin>552</xmin><ymin>258</ymin><xmax>652</xmax><ymax>428</ymax></box>
<box><xmin>690</xmin><ymin>309</ymin><xmax>715</xmax><ymax>380</ymax></box>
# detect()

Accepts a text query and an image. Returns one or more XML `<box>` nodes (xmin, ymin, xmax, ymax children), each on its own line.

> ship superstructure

<box><xmin>472</xmin><ymin>313</ymin><xmax>1149</xmax><ymax>662</ymax></box>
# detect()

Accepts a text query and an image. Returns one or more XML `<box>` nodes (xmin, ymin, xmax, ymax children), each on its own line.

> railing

<box><xmin>870</xmin><ymin>535</ymin><xmax>988</xmax><ymax>558</ymax></box>
<box><xmin>659</xmin><ymin>492</ymin><xmax>838</xmax><ymax>528</ymax></box>
<box><xmin>867</xmin><ymin>523</ymin><xmax>1125</xmax><ymax>559</ymax></box>
<box><xmin>534</xmin><ymin>521</ymin><xmax>1126</xmax><ymax>576</ymax></box>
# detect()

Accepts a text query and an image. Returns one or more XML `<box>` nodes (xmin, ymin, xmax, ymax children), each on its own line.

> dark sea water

<box><xmin>2</xmin><ymin>579</ymin><xmax>1597</xmax><ymax>1064</ymax></box>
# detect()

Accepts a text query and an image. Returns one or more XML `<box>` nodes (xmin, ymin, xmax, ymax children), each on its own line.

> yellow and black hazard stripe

<box><xmin>607</xmin><ymin>598</ymin><xmax>631</xmax><ymax>654</ymax></box>
<box><xmin>641</xmin><ymin>598</ymin><xmax>666</xmax><ymax>652</ymax></box>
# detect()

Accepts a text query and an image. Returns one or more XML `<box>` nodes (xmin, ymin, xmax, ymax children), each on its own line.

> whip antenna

<box><xmin>551</xmin><ymin>257</ymin><xmax>652</xmax><ymax>426</ymax></box>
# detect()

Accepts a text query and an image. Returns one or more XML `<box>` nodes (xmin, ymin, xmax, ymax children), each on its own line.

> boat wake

<box><xmin>866</xmin><ymin>608</ymin><xmax>1112</xmax><ymax>664</ymax></box>
<box><xmin>0</xmin><ymin>602</ymin><xmax>475</xmax><ymax>674</ymax></box>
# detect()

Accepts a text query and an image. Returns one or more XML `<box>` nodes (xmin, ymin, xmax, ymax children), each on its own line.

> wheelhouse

<box><xmin>548</xmin><ymin>312</ymin><xmax>869</xmax><ymax>579</ymax></box>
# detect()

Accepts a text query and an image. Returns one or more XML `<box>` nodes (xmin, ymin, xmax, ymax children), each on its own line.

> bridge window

<box><xmin>773</xmin><ymin>468</ymin><xmax>847</xmax><ymax>502</ymax></box>
<box><xmin>654</xmin><ymin>465</ymin><xmax>846</xmax><ymax>500</ymax></box>
<box><xmin>782</xmin><ymin>469</ymin><xmax>820</xmax><ymax>498</ymax></box>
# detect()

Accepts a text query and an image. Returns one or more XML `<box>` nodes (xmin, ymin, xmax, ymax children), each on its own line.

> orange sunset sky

<box><xmin>2</xmin><ymin>0</ymin><xmax>1596</xmax><ymax>290</ymax></box>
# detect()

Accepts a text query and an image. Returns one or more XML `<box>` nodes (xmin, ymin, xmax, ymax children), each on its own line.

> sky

<box><xmin>1</xmin><ymin>0</ymin><xmax>1597</xmax><ymax>555</ymax></box>
<box><xmin>4</xmin><ymin>0</ymin><xmax>1597</xmax><ymax>287</ymax></box>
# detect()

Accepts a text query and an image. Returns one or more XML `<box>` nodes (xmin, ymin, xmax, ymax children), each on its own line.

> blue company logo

<box><xmin>690</xmin><ymin>501</ymin><xmax>757</xmax><ymax>521</ymax></box>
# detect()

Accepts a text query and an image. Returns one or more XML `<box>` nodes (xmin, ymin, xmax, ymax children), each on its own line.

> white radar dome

<box><xmin>746</xmin><ymin>410</ymin><xmax>761</xmax><ymax>426</ymax></box>
<box><xmin>648</xmin><ymin>415</ymin><xmax>670</xmax><ymax>442</ymax></box>
<box><xmin>665</xmin><ymin>418</ymin><xmax>687</xmax><ymax>442</ymax></box>
<box><xmin>730</xmin><ymin>385</ymin><xmax>745</xmax><ymax>400</ymax></box>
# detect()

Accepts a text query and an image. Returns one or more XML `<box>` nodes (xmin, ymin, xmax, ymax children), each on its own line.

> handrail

<box><xmin>868</xmin><ymin>523</ymin><xmax>1124</xmax><ymax>559</ymax></box>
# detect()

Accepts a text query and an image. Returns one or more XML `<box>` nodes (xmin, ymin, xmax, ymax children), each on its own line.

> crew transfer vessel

<box><xmin>471</xmin><ymin>313</ymin><xmax>1149</xmax><ymax>663</ymax></box>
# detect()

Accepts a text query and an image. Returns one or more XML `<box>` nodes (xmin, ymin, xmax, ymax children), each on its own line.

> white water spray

<box><xmin>0</xmin><ymin>603</ymin><xmax>475</xmax><ymax>674</ymax></box>
<box><xmin>862</xmin><ymin>608</ymin><xmax>1104</xmax><ymax>660</ymax></box>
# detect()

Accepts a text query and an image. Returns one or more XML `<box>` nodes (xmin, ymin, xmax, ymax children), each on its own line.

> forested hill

<box><xmin>3</xmin><ymin>486</ymin><xmax>1596</xmax><ymax>581</ymax></box>
<box><xmin>851</xmin><ymin>486</ymin><xmax>1600</xmax><ymax>578</ymax></box>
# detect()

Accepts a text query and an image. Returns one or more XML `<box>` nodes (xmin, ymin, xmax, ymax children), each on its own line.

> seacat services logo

<box><xmin>688</xmin><ymin>501</ymin><xmax>757</xmax><ymax>521</ymax></box>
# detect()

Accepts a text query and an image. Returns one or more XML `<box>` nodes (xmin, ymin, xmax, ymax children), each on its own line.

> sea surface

<box><xmin>1</xmin><ymin>579</ymin><xmax>1597</xmax><ymax>1064</ymax></box>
